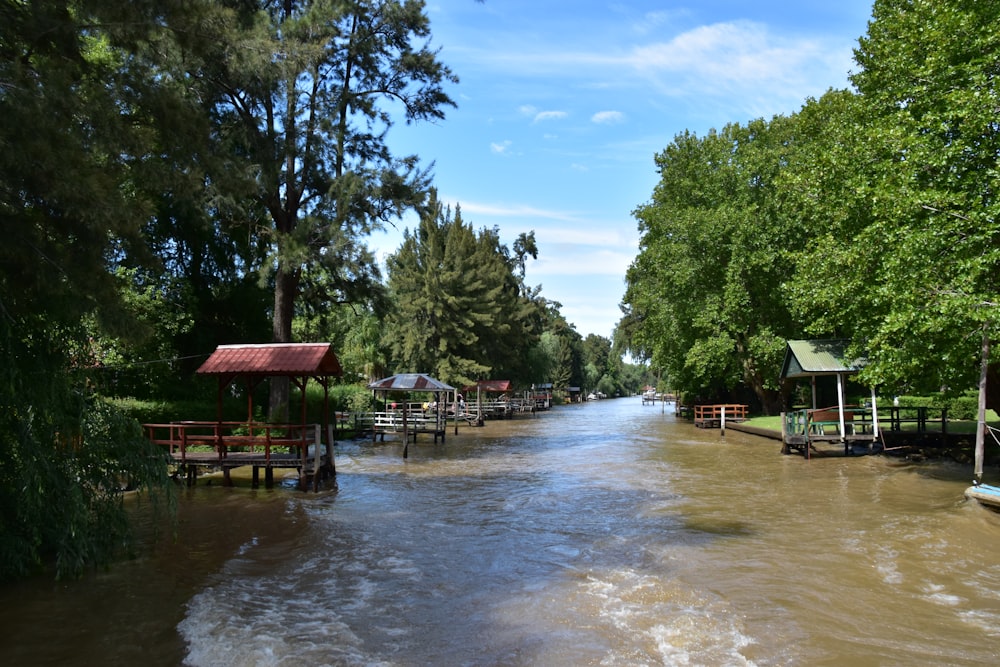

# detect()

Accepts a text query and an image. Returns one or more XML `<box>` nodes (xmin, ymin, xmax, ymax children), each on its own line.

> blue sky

<box><xmin>374</xmin><ymin>0</ymin><xmax>875</xmax><ymax>341</ymax></box>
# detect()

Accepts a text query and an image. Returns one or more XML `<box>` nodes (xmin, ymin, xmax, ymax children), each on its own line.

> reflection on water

<box><xmin>2</xmin><ymin>399</ymin><xmax>1000</xmax><ymax>666</ymax></box>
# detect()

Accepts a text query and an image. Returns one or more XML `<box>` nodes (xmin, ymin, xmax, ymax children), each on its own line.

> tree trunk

<box><xmin>976</xmin><ymin>330</ymin><xmax>991</xmax><ymax>483</ymax></box>
<box><xmin>268</xmin><ymin>265</ymin><xmax>298</xmax><ymax>422</ymax></box>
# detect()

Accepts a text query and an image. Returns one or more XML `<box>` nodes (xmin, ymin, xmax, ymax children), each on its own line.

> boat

<box><xmin>965</xmin><ymin>482</ymin><xmax>1000</xmax><ymax>510</ymax></box>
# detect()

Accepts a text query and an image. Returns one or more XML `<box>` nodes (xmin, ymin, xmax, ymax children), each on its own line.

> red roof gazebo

<box><xmin>198</xmin><ymin>343</ymin><xmax>342</xmax><ymax>488</ymax></box>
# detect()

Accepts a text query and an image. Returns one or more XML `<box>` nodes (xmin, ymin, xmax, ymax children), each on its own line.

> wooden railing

<box><xmin>694</xmin><ymin>404</ymin><xmax>748</xmax><ymax>424</ymax></box>
<box><xmin>143</xmin><ymin>420</ymin><xmax>319</xmax><ymax>463</ymax></box>
<box><xmin>783</xmin><ymin>405</ymin><xmax>948</xmax><ymax>439</ymax></box>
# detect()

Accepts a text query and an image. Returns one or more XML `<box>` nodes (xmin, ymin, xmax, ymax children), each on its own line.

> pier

<box><xmin>144</xmin><ymin>420</ymin><xmax>331</xmax><ymax>489</ymax></box>
<box><xmin>693</xmin><ymin>404</ymin><xmax>748</xmax><ymax>428</ymax></box>
<box><xmin>143</xmin><ymin>343</ymin><xmax>343</xmax><ymax>490</ymax></box>
<box><xmin>781</xmin><ymin>405</ymin><xmax>949</xmax><ymax>458</ymax></box>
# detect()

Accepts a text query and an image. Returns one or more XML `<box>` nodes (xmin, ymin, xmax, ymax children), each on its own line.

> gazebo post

<box><xmin>322</xmin><ymin>378</ymin><xmax>335</xmax><ymax>477</ymax></box>
<box><xmin>837</xmin><ymin>372</ymin><xmax>848</xmax><ymax>454</ymax></box>
<box><xmin>402</xmin><ymin>406</ymin><xmax>409</xmax><ymax>459</ymax></box>
<box><xmin>870</xmin><ymin>387</ymin><xmax>880</xmax><ymax>447</ymax></box>
<box><xmin>372</xmin><ymin>389</ymin><xmax>378</xmax><ymax>444</ymax></box>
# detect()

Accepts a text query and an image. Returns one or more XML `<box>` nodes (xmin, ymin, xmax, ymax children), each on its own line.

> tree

<box><xmin>170</xmin><ymin>0</ymin><xmax>456</xmax><ymax>415</ymax></box>
<box><xmin>384</xmin><ymin>192</ymin><xmax>542</xmax><ymax>388</ymax></box>
<box><xmin>536</xmin><ymin>305</ymin><xmax>583</xmax><ymax>394</ymax></box>
<box><xmin>624</xmin><ymin>116</ymin><xmax>808</xmax><ymax>412</ymax></box>
<box><xmin>791</xmin><ymin>0</ymin><xmax>1000</xmax><ymax>407</ymax></box>
<box><xmin>1</xmin><ymin>0</ymin><xmax>173</xmax><ymax>579</ymax></box>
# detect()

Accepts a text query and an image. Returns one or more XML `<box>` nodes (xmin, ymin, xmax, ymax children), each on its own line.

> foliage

<box><xmin>789</xmin><ymin>0</ymin><xmax>1000</xmax><ymax>402</ymax></box>
<box><xmin>384</xmin><ymin>192</ymin><xmax>544</xmax><ymax>387</ymax></box>
<box><xmin>0</xmin><ymin>321</ymin><xmax>172</xmax><ymax>581</ymax></box>
<box><xmin>624</xmin><ymin>117</ymin><xmax>811</xmax><ymax>412</ymax></box>
<box><xmin>892</xmin><ymin>392</ymin><xmax>983</xmax><ymax>422</ymax></box>
<box><xmin>623</xmin><ymin>0</ymin><xmax>1000</xmax><ymax>412</ymax></box>
<box><xmin>537</xmin><ymin>308</ymin><xmax>584</xmax><ymax>392</ymax></box>
<box><xmin>171</xmin><ymin>0</ymin><xmax>459</xmax><ymax>347</ymax></box>
<box><xmin>0</xmin><ymin>0</ymin><xmax>179</xmax><ymax>580</ymax></box>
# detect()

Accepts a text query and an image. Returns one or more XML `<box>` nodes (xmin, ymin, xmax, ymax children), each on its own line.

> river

<box><xmin>1</xmin><ymin>397</ymin><xmax>999</xmax><ymax>666</ymax></box>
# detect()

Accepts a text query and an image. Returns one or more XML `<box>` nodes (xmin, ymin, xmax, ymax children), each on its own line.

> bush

<box><xmin>890</xmin><ymin>391</ymin><xmax>980</xmax><ymax>421</ymax></box>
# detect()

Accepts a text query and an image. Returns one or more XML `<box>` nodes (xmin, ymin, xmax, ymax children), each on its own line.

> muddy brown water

<box><xmin>2</xmin><ymin>398</ymin><xmax>999</xmax><ymax>666</ymax></box>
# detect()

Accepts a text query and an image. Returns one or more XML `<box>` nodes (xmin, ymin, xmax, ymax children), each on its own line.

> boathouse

<box><xmin>779</xmin><ymin>339</ymin><xmax>881</xmax><ymax>458</ymax></box>
<box><xmin>144</xmin><ymin>343</ymin><xmax>342</xmax><ymax>490</ymax></box>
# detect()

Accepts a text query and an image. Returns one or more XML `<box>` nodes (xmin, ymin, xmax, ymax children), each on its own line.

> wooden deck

<box><xmin>778</xmin><ymin>405</ymin><xmax>947</xmax><ymax>458</ymax></box>
<box><xmin>144</xmin><ymin>421</ymin><xmax>334</xmax><ymax>490</ymax></box>
<box><xmin>352</xmin><ymin>404</ymin><xmax>451</xmax><ymax>443</ymax></box>
<box><xmin>693</xmin><ymin>404</ymin><xmax>748</xmax><ymax>428</ymax></box>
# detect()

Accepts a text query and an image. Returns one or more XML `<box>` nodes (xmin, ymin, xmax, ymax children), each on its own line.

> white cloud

<box><xmin>625</xmin><ymin>21</ymin><xmax>850</xmax><ymax>100</ymax></box>
<box><xmin>592</xmin><ymin>110</ymin><xmax>625</xmax><ymax>124</ymax></box>
<box><xmin>459</xmin><ymin>201</ymin><xmax>580</xmax><ymax>222</ymax></box>
<box><xmin>535</xmin><ymin>227</ymin><xmax>636</xmax><ymax>248</ymax></box>
<box><xmin>533</xmin><ymin>110</ymin><xmax>568</xmax><ymax>123</ymax></box>
<box><xmin>629</xmin><ymin>9</ymin><xmax>690</xmax><ymax>36</ymax></box>
<box><xmin>490</xmin><ymin>140</ymin><xmax>512</xmax><ymax>154</ymax></box>
<box><xmin>457</xmin><ymin>20</ymin><xmax>853</xmax><ymax>120</ymax></box>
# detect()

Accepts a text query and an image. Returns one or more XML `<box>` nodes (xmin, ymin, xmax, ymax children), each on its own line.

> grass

<box><xmin>743</xmin><ymin>415</ymin><xmax>782</xmax><ymax>432</ymax></box>
<box><xmin>743</xmin><ymin>412</ymin><xmax>1000</xmax><ymax>435</ymax></box>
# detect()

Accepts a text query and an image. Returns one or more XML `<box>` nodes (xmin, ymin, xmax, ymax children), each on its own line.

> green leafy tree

<box><xmin>163</xmin><ymin>0</ymin><xmax>456</xmax><ymax>414</ymax></box>
<box><xmin>1</xmin><ymin>0</ymin><xmax>173</xmax><ymax>580</ymax></box>
<box><xmin>582</xmin><ymin>334</ymin><xmax>612</xmax><ymax>381</ymax></box>
<box><xmin>790</xmin><ymin>0</ymin><xmax>1000</xmax><ymax>408</ymax></box>
<box><xmin>537</xmin><ymin>306</ymin><xmax>583</xmax><ymax>394</ymax></box>
<box><xmin>624</xmin><ymin>116</ymin><xmax>807</xmax><ymax>412</ymax></box>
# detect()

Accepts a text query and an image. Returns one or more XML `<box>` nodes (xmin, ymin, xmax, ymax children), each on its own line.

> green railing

<box><xmin>784</xmin><ymin>405</ymin><xmax>948</xmax><ymax>438</ymax></box>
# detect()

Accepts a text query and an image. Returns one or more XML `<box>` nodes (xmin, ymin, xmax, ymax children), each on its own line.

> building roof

<box><xmin>463</xmin><ymin>380</ymin><xmax>511</xmax><ymax>393</ymax></box>
<box><xmin>780</xmin><ymin>339</ymin><xmax>864</xmax><ymax>379</ymax></box>
<box><xmin>368</xmin><ymin>373</ymin><xmax>455</xmax><ymax>392</ymax></box>
<box><xmin>196</xmin><ymin>343</ymin><xmax>342</xmax><ymax>377</ymax></box>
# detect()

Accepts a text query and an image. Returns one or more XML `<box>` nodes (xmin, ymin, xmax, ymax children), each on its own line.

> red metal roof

<box><xmin>463</xmin><ymin>380</ymin><xmax>511</xmax><ymax>393</ymax></box>
<box><xmin>196</xmin><ymin>343</ymin><xmax>342</xmax><ymax>377</ymax></box>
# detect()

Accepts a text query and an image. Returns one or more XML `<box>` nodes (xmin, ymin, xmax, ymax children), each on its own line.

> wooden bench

<box><xmin>808</xmin><ymin>407</ymin><xmax>855</xmax><ymax>436</ymax></box>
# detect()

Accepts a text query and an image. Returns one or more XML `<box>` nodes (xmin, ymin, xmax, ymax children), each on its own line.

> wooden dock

<box><xmin>144</xmin><ymin>420</ymin><xmax>334</xmax><ymax>490</ymax></box>
<box><xmin>358</xmin><ymin>403</ymin><xmax>451</xmax><ymax>443</ymax></box>
<box><xmin>693</xmin><ymin>404</ymin><xmax>748</xmax><ymax>428</ymax></box>
<box><xmin>781</xmin><ymin>405</ymin><xmax>951</xmax><ymax>458</ymax></box>
<box><xmin>641</xmin><ymin>391</ymin><xmax>661</xmax><ymax>405</ymax></box>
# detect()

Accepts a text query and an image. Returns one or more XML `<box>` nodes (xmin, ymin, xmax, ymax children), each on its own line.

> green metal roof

<box><xmin>780</xmin><ymin>339</ymin><xmax>865</xmax><ymax>378</ymax></box>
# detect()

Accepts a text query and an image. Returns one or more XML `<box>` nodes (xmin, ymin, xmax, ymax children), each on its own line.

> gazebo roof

<box><xmin>780</xmin><ymin>339</ymin><xmax>864</xmax><ymax>379</ymax></box>
<box><xmin>368</xmin><ymin>373</ymin><xmax>454</xmax><ymax>392</ymax></box>
<box><xmin>196</xmin><ymin>343</ymin><xmax>342</xmax><ymax>377</ymax></box>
